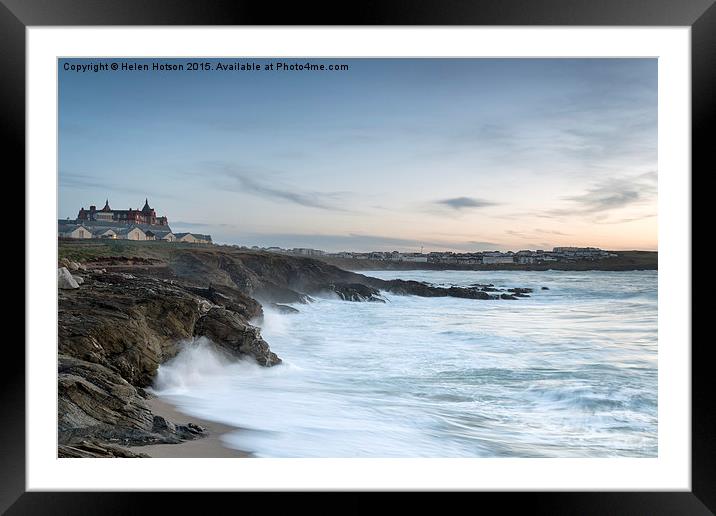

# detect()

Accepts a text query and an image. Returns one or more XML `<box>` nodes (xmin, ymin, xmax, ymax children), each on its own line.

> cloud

<box><xmin>59</xmin><ymin>171</ymin><xmax>175</xmax><ymax>199</ymax></box>
<box><xmin>205</xmin><ymin>161</ymin><xmax>352</xmax><ymax>212</ymax></box>
<box><xmin>535</xmin><ymin>228</ymin><xmax>571</xmax><ymax>236</ymax></box>
<box><xmin>527</xmin><ymin>242</ymin><xmax>554</xmax><ymax>250</ymax></box>
<box><xmin>59</xmin><ymin>172</ymin><xmax>111</xmax><ymax>191</ymax></box>
<box><xmin>593</xmin><ymin>214</ymin><xmax>657</xmax><ymax>225</ymax></box>
<box><xmin>468</xmin><ymin>240</ymin><xmax>499</xmax><ymax>246</ymax></box>
<box><xmin>541</xmin><ymin>171</ymin><xmax>656</xmax><ymax>220</ymax></box>
<box><xmin>436</xmin><ymin>197</ymin><xmax>499</xmax><ymax>210</ymax></box>
<box><xmin>565</xmin><ymin>184</ymin><xmax>639</xmax><ymax>212</ymax></box>
<box><xmin>172</xmin><ymin>221</ymin><xmax>236</xmax><ymax>228</ymax></box>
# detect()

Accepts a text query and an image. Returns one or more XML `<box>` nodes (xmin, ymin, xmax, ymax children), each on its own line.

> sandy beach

<box><xmin>131</xmin><ymin>396</ymin><xmax>252</xmax><ymax>458</ymax></box>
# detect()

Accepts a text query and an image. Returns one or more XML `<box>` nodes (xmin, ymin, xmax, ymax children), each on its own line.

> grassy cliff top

<box><xmin>58</xmin><ymin>239</ymin><xmax>242</xmax><ymax>262</ymax></box>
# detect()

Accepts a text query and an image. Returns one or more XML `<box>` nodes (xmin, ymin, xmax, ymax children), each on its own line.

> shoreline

<box><xmin>130</xmin><ymin>396</ymin><xmax>252</xmax><ymax>458</ymax></box>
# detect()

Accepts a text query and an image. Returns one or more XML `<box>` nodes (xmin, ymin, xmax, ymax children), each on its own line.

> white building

<box><xmin>402</xmin><ymin>254</ymin><xmax>428</xmax><ymax>263</ymax></box>
<box><xmin>116</xmin><ymin>226</ymin><xmax>147</xmax><ymax>241</ymax></box>
<box><xmin>291</xmin><ymin>248</ymin><xmax>325</xmax><ymax>256</ymax></box>
<box><xmin>483</xmin><ymin>255</ymin><xmax>515</xmax><ymax>264</ymax></box>
<box><xmin>174</xmin><ymin>232</ymin><xmax>212</xmax><ymax>244</ymax></box>
<box><xmin>58</xmin><ymin>219</ymin><xmax>185</xmax><ymax>242</ymax></box>
<box><xmin>59</xmin><ymin>224</ymin><xmax>92</xmax><ymax>239</ymax></box>
<box><xmin>174</xmin><ymin>232</ymin><xmax>199</xmax><ymax>243</ymax></box>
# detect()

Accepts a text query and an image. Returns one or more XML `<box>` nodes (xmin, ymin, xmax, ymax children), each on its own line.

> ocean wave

<box><xmin>152</xmin><ymin>270</ymin><xmax>657</xmax><ymax>457</ymax></box>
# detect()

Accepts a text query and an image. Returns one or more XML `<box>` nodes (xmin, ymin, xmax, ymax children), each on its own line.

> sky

<box><xmin>59</xmin><ymin>58</ymin><xmax>657</xmax><ymax>252</ymax></box>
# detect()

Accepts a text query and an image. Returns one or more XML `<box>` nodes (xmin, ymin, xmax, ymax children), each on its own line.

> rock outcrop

<box><xmin>58</xmin><ymin>264</ymin><xmax>282</xmax><ymax>456</ymax></box>
<box><xmin>328</xmin><ymin>283</ymin><xmax>386</xmax><ymax>302</ymax></box>
<box><xmin>59</xmin><ymin>441</ymin><xmax>150</xmax><ymax>458</ymax></box>
<box><xmin>269</xmin><ymin>303</ymin><xmax>300</xmax><ymax>314</ymax></box>
<box><xmin>194</xmin><ymin>307</ymin><xmax>281</xmax><ymax>366</ymax></box>
<box><xmin>58</xmin><ymin>244</ymin><xmax>541</xmax><ymax>457</ymax></box>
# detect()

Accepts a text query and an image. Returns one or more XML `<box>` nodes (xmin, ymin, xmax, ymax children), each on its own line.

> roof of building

<box><xmin>58</xmin><ymin>223</ymin><xmax>90</xmax><ymax>234</ymax></box>
<box><xmin>114</xmin><ymin>226</ymin><xmax>146</xmax><ymax>236</ymax></box>
<box><xmin>144</xmin><ymin>227</ymin><xmax>173</xmax><ymax>236</ymax></box>
<box><xmin>90</xmin><ymin>226</ymin><xmax>116</xmax><ymax>236</ymax></box>
<box><xmin>134</xmin><ymin>224</ymin><xmax>172</xmax><ymax>235</ymax></box>
<box><xmin>58</xmin><ymin>219</ymin><xmax>172</xmax><ymax>233</ymax></box>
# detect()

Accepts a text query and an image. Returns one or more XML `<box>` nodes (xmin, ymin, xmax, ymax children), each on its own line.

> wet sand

<box><xmin>131</xmin><ymin>396</ymin><xmax>252</xmax><ymax>458</ymax></box>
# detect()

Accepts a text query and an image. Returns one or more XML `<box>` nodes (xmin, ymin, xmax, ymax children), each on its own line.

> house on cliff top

<box><xmin>173</xmin><ymin>232</ymin><xmax>212</xmax><ymax>244</ymax></box>
<box><xmin>60</xmin><ymin>198</ymin><xmax>211</xmax><ymax>242</ymax></box>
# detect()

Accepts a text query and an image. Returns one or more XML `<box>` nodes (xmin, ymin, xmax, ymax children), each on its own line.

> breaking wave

<box><xmin>152</xmin><ymin>270</ymin><xmax>657</xmax><ymax>458</ymax></box>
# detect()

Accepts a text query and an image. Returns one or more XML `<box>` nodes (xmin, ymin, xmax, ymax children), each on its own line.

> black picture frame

<box><xmin>5</xmin><ymin>0</ymin><xmax>709</xmax><ymax>513</ymax></box>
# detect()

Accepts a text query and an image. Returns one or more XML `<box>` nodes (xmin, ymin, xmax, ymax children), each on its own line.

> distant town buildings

<box><xmin>59</xmin><ymin>198</ymin><xmax>212</xmax><ymax>244</ymax></box>
<box><xmin>291</xmin><ymin>248</ymin><xmax>326</xmax><ymax>257</ymax></box>
<box><xmin>254</xmin><ymin>246</ymin><xmax>615</xmax><ymax>264</ymax></box>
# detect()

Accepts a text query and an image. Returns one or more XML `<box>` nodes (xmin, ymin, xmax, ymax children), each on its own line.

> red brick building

<box><xmin>77</xmin><ymin>198</ymin><xmax>169</xmax><ymax>226</ymax></box>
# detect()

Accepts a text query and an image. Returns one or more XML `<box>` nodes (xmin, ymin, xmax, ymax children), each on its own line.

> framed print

<box><xmin>5</xmin><ymin>0</ymin><xmax>711</xmax><ymax>513</ymax></box>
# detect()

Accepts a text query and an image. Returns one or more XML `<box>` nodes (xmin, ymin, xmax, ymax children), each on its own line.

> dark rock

<box><xmin>58</xmin><ymin>273</ymin><xmax>203</xmax><ymax>387</ymax></box>
<box><xmin>508</xmin><ymin>287</ymin><xmax>533</xmax><ymax>294</ymax></box>
<box><xmin>58</xmin><ymin>355</ymin><xmax>211</xmax><ymax>451</ymax></box>
<box><xmin>541</xmin><ymin>286</ymin><xmax>550</xmax><ymax>290</ymax></box>
<box><xmin>152</xmin><ymin>415</ymin><xmax>176</xmax><ymax>434</ymax></box>
<box><xmin>187</xmin><ymin>423</ymin><xmax>206</xmax><ymax>433</ymax></box>
<box><xmin>270</xmin><ymin>303</ymin><xmax>300</xmax><ymax>314</ymax></box>
<box><xmin>500</xmin><ymin>293</ymin><xmax>518</xmax><ymax>300</ymax></box>
<box><xmin>58</xmin><ymin>440</ymin><xmax>150</xmax><ymax>458</ymax></box>
<box><xmin>445</xmin><ymin>287</ymin><xmax>492</xmax><ymax>300</ymax></box>
<box><xmin>58</xmin><ymin>355</ymin><xmax>154</xmax><ymax>440</ymax></box>
<box><xmin>381</xmin><ymin>279</ymin><xmax>443</xmax><ymax>297</ymax></box>
<box><xmin>194</xmin><ymin>307</ymin><xmax>281</xmax><ymax>366</ymax></box>
<box><xmin>186</xmin><ymin>284</ymin><xmax>263</xmax><ymax>320</ymax></box>
<box><xmin>327</xmin><ymin>283</ymin><xmax>386</xmax><ymax>302</ymax></box>
<box><xmin>175</xmin><ymin>423</ymin><xmax>208</xmax><ymax>439</ymax></box>
<box><xmin>58</xmin><ymin>263</ymin><xmax>283</xmax><ymax>456</ymax></box>
<box><xmin>57</xmin><ymin>355</ymin><xmax>193</xmax><ymax>448</ymax></box>
<box><xmin>374</xmin><ymin>279</ymin><xmax>535</xmax><ymax>300</ymax></box>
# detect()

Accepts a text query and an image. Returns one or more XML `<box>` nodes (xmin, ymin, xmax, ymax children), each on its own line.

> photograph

<box><xmin>57</xmin><ymin>57</ymin><xmax>658</xmax><ymax>459</ymax></box>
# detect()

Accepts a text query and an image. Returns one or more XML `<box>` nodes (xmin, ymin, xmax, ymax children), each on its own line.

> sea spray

<box><xmin>151</xmin><ymin>270</ymin><xmax>657</xmax><ymax>458</ymax></box>
<box><xmin>153</xmin><ymin>337</ymin><xmax>288</xmax><ymax>395</ymax></box>
<box><xmin>153</xmin><ymin>338</ymin><xmax>233</xmax><ymax>394</ymax></box>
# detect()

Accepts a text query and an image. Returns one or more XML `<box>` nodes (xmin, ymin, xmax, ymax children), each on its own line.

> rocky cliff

<box><xmin>57</xmin><ymin>243</ymin><xmax>535</xmax><ymax>457</ymax></box>
<box><xmin>57</xmin><ymin>262</ymin><xmax>279</xmax><ymax>457</ymax></box>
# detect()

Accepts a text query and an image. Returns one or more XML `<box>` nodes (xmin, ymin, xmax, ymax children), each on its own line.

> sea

<box><xmin>152</xmin><ymin>269</ymin><xmax>658</xmax><ymax>458</ymax></box>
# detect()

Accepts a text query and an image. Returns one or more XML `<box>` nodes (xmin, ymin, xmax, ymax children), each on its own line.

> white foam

<box><xmin>152</xmin><ymin>270</ymin><xmax>658</xmax><ymax>458</ymax></box>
